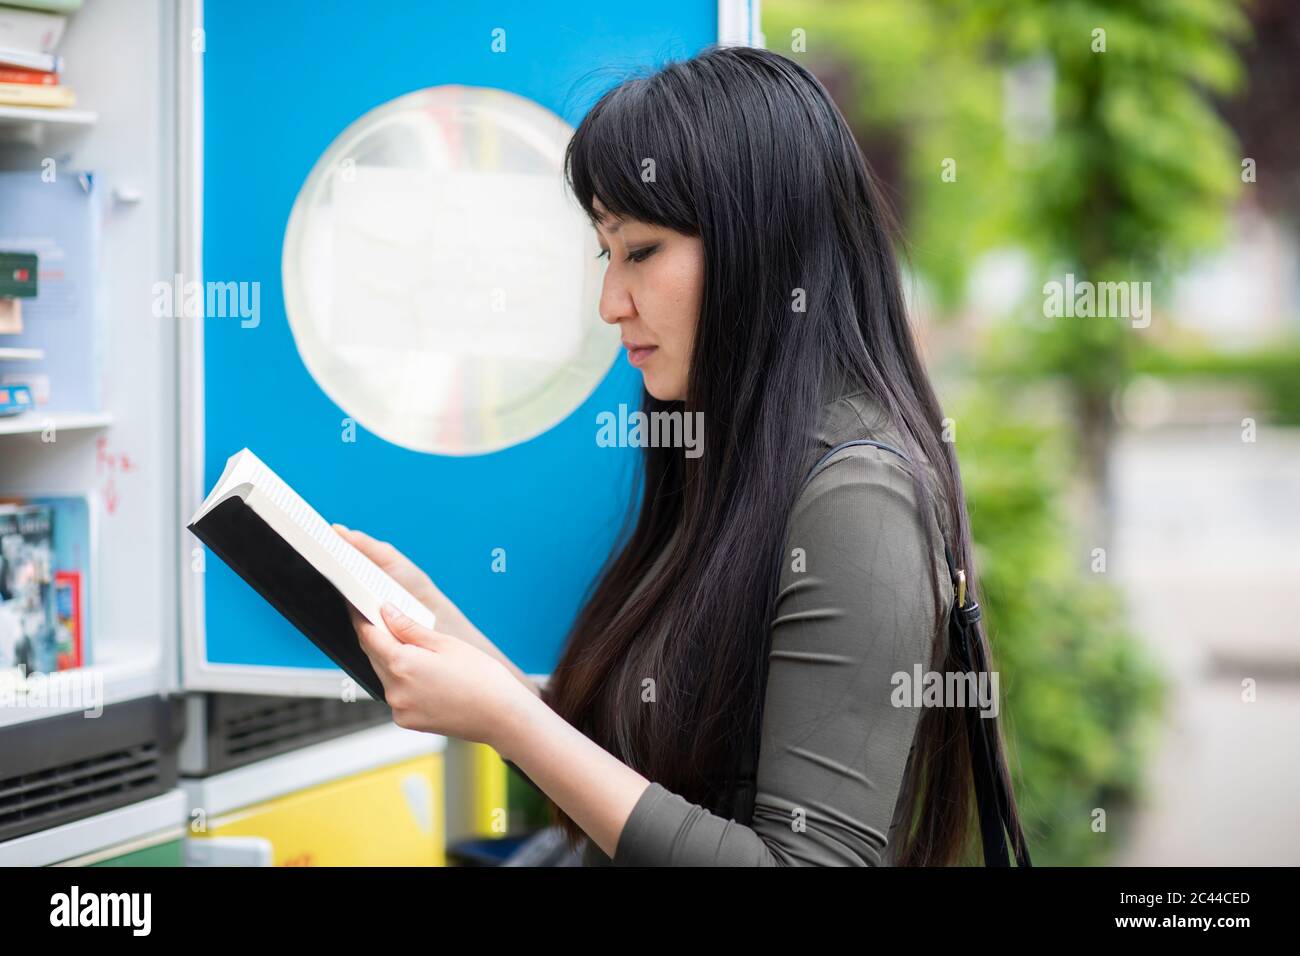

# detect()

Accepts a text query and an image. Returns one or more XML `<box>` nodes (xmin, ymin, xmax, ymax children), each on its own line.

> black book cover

<box><xmin>187</xmin><ymin>496</ymin><xmax>388</xmax><ymax>703</ymax></box>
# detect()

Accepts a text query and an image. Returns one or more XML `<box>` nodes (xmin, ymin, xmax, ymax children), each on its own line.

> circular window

<box><xmin>282</xmin><ymin>85</ymin><xmax>615</xmax><ymax>456</ymax></box>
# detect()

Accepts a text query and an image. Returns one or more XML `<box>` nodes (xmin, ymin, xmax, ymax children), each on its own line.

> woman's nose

<box><xmin>598</xmin><ymin>279</ymin><xmax>634</xmax><ymax>326</ymax></box>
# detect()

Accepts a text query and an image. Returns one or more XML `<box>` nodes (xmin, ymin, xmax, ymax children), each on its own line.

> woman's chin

<box><xmin>641</xmin><ymin>374</ymin><xmax>683</xmax><ymax>403</ymax></box>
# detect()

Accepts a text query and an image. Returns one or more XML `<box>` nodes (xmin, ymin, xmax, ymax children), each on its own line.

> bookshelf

<box><xmin>0</xmin><ymin>410</ymin><xmax>111</xmax><ymax>435</ymax></box>
<box><xmin>0</xmin><ymin>103</ymin><xmax>97</xmax><ymax>128</ymax></box>
<box><xmin>0</xmin><ymin>0</ymin><xmax>180</xmax><ymax>728</ymax></box>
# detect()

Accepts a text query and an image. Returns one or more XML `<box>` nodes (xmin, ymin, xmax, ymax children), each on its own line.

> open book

<box><xmin>186</xmin><ymin>448</ymin><xmax>436</xmax><ymax>701</ymax></box>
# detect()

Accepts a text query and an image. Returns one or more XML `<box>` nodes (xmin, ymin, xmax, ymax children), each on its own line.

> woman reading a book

<box><xmin>341</xmin><ymin>45</ymin><xmax>1028</xmax><ymax>866</ymax></box>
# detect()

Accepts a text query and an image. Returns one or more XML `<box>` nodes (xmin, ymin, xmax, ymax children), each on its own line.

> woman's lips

<box><xmin>625</xmin><ymin>345</ymin><xmax>657</xmax><ymax>368</ymax></box>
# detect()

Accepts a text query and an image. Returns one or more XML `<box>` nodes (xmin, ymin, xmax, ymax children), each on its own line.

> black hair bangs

<box><xmin>564</xmin><ymin>71</ymin><xmax>701</xmax><ymax>237</ymax></box>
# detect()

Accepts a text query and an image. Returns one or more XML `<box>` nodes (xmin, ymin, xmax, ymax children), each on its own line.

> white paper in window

<box><xmin>282</xmin><ymin>85</ymin><xmax>614</xmax><ymax>455</ymax></box>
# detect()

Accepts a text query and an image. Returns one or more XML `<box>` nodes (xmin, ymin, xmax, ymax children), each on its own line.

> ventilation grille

<box><xmin>0</xmin><ymin>741</ymin><xmax>164</xmax><ymax>834</ymax></box>
<box><xmin>209</xmin><ymin>695</ymin><xmax>392</xmax><ymax>770</ymax></box>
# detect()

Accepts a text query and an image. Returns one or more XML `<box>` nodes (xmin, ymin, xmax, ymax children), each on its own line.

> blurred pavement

<box><xmin>1112</xmin><ymin>424</ymin><xmax>1300</xmax><ymax>865</ymax></box>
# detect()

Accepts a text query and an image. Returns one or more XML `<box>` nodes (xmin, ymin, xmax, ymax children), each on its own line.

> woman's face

<box><xmin>591</xmin><ymin>197</ymin><xmax>703</xmax><ymax>402</ymax></box>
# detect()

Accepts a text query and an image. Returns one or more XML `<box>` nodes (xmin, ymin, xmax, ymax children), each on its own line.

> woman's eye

<box><xmin>595</xmin><ymin>245</ymin><xmax>658</xmax><ymax>263</ymax></box>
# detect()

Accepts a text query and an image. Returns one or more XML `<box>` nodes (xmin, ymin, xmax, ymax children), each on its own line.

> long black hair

<box><xmin>546</xmin><ymin>44</ymin><xmax>1027</xmax><ymax>866</ymax></box>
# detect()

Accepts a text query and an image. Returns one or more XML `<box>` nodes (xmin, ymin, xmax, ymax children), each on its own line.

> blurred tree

<box><xmin>768</xmin><ymin>0</ymin><xmax>1251</xmax><ymax>543</ymax></box>
<box><xmin>762</xmin><ymin>0</ymin><xmax>1017</xmax><ymax>307</ymax></box>
<box><xmin>970</xmin><ymin>0</ymin><xmax>1249</xmax><ymax>546</ymax></box>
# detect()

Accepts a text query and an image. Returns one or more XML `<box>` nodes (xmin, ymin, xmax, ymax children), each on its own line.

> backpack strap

<box><xmin>736</xmin><ymin>438</ymin><xmax>1031</xmax><ymax>866</ymax></box>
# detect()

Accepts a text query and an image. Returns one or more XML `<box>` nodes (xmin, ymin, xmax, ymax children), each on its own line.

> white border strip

<box><xmin>177</xmin><ymin>0</ymin><xmax>211</xmax><ymax>692</ymax></box>
<box><xmin>53</xmin><ymin>825</ymin><xmax>188</xmax><ymax>866</ymax></box>
<box><xmin>719</xmin><ymin>0</ymin><xmax>761</xmax><ymax>47</ymax></box>
<box><xmin>181</xmin><ymin>722</ymin><xmax>445</xmax><ymax>817</ymax></box>
<box><xmin>0</xmin><ymin>790</ymin><xmax>188</xmax><ymax>867</ymax></box>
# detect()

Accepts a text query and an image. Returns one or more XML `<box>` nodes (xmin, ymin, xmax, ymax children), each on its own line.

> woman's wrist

<box><xmin>486</xmin><ymin>684</ymin><xmax>653</xmax><ymax>860</ymax></box>
<box><xmin>491</xmin><ymin>681</ymin><xmax>552</xmax><ymax>764</ymax></box>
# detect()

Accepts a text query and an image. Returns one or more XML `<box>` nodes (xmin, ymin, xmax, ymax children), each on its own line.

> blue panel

<box><xmin>203</xmin><ymin>1</ymin><xmax>717</xmax><ymax>676</ymax></box>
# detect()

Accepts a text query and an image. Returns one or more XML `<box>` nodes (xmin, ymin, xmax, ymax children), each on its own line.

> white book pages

<box><xmin>191</xmin><ymin>447</ymin><xmax>436</xmax><ymax>633</ymax></box>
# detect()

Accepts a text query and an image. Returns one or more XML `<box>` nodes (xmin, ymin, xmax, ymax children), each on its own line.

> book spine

<box><xmin>0</xmin><ymin>46</ymin><xmax>62</xmax><ymax>73</ymax></box>
<box><xmin>0</xmin><ymin>79</ymin><xmax>73</xmax><ymax>106</ymax></box>
<box><xmin>0</xmin><ymin>65</ymin><xmax>58</xmax><ymax>85</ymax></box>
<box><xmin>0</xmin><ymin>5</ymin><xmax>66</xmax><ymax>55</ymax></box>
<box><xmin>54</xmin><ymin>569</ymin><xmax>82</xmax><ymax>670</ymax></box>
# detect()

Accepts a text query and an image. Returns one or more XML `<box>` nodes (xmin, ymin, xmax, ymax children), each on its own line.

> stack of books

<box><xmin>0</xmin><ymin>0</ymin><xmax>81</xmax><ymax>109</ymax></box>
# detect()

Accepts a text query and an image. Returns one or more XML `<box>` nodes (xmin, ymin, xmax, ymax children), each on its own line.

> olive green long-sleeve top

<box><xmin>576</xmin><ymin>388</ymin><xmax>955</xmax><ymax>866</ymax></box>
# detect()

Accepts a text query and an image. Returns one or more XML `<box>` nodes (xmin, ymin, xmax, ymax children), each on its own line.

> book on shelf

<box><xmin>53</xmin><ymin>569</ymin><xmax>82</xmax><ymax>670</ymax></box>
<box><xmin>0</xmin><ymin>4</ymin><xmax>66</xmax><ymax>56</ymax></box>
<box><xmin>187</xmin><ymin>448</ymin><xmax>435</xmax><ymax>702</ymax></box>
<box><xmin>0</xmin><ymin>170</ymin><xmax>103</xmax><ymax>413</ymax></box>
<box><xmin>0</xmin><ymin>503</ymin><xmax>54</xmax><ymax>680</ymax></box>
<box><xmin>33</xmin><ymin>495</ymin><xmax>90</xmax><ymax>672</ymax></box>
<box><xmin>0</xmin><ymin>1</ymin><xmax>77</xmax><ymax>108</ymax></box>
<box><xmin>0</xmin><ymin>64</ymin><xmax>57</xmax><ymax>85</ymax></box>
<box><xmin>0</xmin><ymin>247</ymin><xmax>34</xmax><ymax>336</ymax></box>
<box><xmin>0</xmin><ymin>44</ymin><xmax>60</xmax><ymax>74</ymax></box>
<box><xmin>0</xmin><ymin>504</ymin><xmax>51</xmax><ymax>677</ymax></box>
<box><xmin>0</xmin><ymin>382</ymin><xmax>35</xmax><ymax>415</ymax></box>
<box><xmin>0</xmin><ymin>250</ymin><xmax>38</xmax><ymax>297</ymax></box>
<box><xmin>0</xmin><ymin>495</ymin><xmax>91</xmax><ymax>680</ymax></box>
<box><xmin>0</xmin><ymin>80</ymin><xmax>72</xmax><ymax>107</ymax></box>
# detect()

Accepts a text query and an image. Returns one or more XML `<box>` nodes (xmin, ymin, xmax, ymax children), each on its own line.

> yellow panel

<box><xmin>192</xmin><ymin>753</ymin><xmax>444</xmax><ymax>866</ymax></box>
<box><xmin>472</xmin><ymin>743</ymin><xmax>508</xmax><ymax>835</ymax></box>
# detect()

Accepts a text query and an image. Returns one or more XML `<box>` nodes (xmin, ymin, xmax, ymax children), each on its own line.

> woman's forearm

<box><xmin>495</xmin><ymin>688</ymin><xmax>651</xmax><ymax>859</ymax></box>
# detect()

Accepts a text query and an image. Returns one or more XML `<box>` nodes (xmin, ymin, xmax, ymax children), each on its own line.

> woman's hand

<box><xmin>333</xmin><ymin>524</ymin><xmax>444</xmax><ymax>619</ymax></box>
<box><xmin>349</xmin><ymin>603</ymin><xmax>653</xmax><ymax>862</ymax></box>
<box><xmin>349</xmin><ymin>602</ymin><xmax>530</xmax><ymax>747</ymax></box>
<box><xmin>333</xmin><ymin>523</ymin><xmax>544</xmax><ymax>700</ymax></box>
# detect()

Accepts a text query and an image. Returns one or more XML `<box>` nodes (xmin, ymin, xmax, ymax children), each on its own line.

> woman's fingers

<box><xmin>338</xmin><ymin>528</ymin><xmax>408</xmax><ymax>580</ymax></box>
<box><xmin>380</xmin><ymin>602</ymin><xmax>443</xmax><ymax>652</ymax></box>
<box><xmin>347</xmin><ymin>603</ymin><xmax>398</xmax><ymax>668</ymax></box>
<box><xmin>334</xmin><ymin>524</ymin><xmax>399</xmax><ymax>566</ymax></box>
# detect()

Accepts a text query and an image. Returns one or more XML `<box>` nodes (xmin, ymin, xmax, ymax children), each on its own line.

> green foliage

<box><xmin>765</xmin><ymin>0</ymin><xmax>1018</xmax><ymax>307</ymax></box>
<box><xmin>768</xmin><ymin>0</ymin><xmax>1251</xmax><ymax>369</ymax></box>
<box><xmin>955</xmin><ymin>391</ymin><xmax>1167</xmax><ymax>864</ymax></box>
<box><xmin>1133</xmin><ymin>343</ymin><xmax>1300</xmax><ymax>424</ymax></box>
<box><xmin>977</xmin><ymin>0</ymin><xmax>1250</xmax><ymax>393</ymax></box>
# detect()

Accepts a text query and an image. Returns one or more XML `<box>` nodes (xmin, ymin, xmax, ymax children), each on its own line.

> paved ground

<box><xmin>1111</xmin><ymin>425</ymin><xmax>1300</xmax><ymax>865</ymax></box>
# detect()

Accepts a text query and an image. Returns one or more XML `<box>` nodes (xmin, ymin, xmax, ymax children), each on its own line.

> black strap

<box><xmin>734</xmin><ymin>438</ymin><xmax>1031</xmax><ymax>866</ymax></box>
